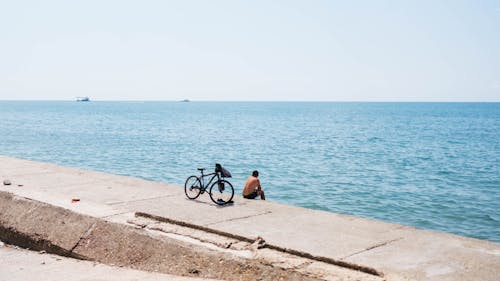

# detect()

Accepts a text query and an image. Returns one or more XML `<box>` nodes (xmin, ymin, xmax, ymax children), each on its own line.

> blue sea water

<box><xmin>0</xmin><ymin>101</ymin><xmax>499</xmax><ymax>242</ymax></box>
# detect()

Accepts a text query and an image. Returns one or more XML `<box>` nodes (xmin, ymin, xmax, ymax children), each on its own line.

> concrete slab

<box><xmin>121</xmin><ymin>194</ymin><xmax>272</xmax><ymax>226</ymax></box>
<box><xmin>200</xmin><ymin>204</ymin><xmax>407</xmax><ymax>258</ymax></box>
<box><xmin>1</xmin><ymin>155</ymin><xmax>499</xmax><ymax>281</ymax></box>
<box><xmin>344</xmin><ymin>228</ymin><xmax>500</xmax><ymax>281</ymax></box>
<box><xmin>0</xmin><ymin>192</ymin><xmax>323</xmax><ymax>281</ymax></box>
<box><xmin>0</xmin><ymin>163</ymin><xmax>181</xmax><ymax>218</ymax></box>
<box><xmin>0</xmin><ymin>192</ymin><xmax>95</xmax><ymax>257</ymax></box>
<box><xmin>128</xmin><ymin>193</ymin><xmax>408</xmax><ymax>258</ymax></box>
<box><xmin>0</xmin><ymin>181</ymin><xmax>125</xmax><ymax>218</ymax></box>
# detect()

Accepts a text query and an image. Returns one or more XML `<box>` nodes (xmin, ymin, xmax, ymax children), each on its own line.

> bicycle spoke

<box><xmin>209</xmin><ymin>180</ymin><xmax>234</xmax><ymax>205</ymax></box>
<box><xmin>184</xmin><ymin>176</ymin><xmax>202</xmax><ymax>199</ymax></box>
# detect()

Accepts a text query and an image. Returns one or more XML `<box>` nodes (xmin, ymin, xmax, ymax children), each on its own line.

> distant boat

<box><xmin>76</xmin><ymin>97</ymin><xmax>90</xmax><ymax>102</ymax></box>
<box><xmin>180</xmin><ymin>99</ymin><xmax>190</xmax><ymax>102</ymax></box>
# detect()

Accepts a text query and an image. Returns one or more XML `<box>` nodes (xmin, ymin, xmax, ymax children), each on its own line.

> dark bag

<box><xmin>215</xmin><ymin>163</ymin><xmax>232</xmax><ymax>178</ymax></box>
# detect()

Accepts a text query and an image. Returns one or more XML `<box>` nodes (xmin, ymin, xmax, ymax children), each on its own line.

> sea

<box><xmin>0</xmin><ymin>101</ymin><xmax>499</xmax><ymax>242</ymax></box>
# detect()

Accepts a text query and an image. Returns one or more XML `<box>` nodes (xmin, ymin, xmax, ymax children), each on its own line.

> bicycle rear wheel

<box><xmin>209</xmin><ymin>179</ymin><xmax>234</xmax><ymax>205</ymax></box>
<box><xmin>184</xmin><ymin>176</ymin><xmax>202</xmax><ymax>199</ymax></box>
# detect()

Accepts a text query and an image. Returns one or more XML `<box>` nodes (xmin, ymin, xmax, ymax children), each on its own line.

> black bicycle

<box><xmin>184</xmin><ymin>163</ymin><xmax>234</xmax><ymax>205</ymax></box>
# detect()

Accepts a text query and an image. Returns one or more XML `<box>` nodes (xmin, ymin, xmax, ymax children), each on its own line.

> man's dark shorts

<box><xmin>243</xmin><ymin>190</ymin><xmax>258</xmax><ymax>199</ymax></box>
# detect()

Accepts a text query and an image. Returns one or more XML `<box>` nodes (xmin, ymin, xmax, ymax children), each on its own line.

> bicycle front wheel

<box><xmin>209</xmin><ymin>179</ymin><xmax>234</xmax><ymax>205</ymax></box>
<box><xmin>185</xmin><ymin>176</ymin><xmax>202</xmax><ymax>199</ymax></box>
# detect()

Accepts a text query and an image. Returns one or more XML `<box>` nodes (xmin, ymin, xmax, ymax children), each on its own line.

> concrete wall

<box><xmin>0</xmin><ymin>191</ymin><xmax>320</xmax><ymax>281</ymax></box>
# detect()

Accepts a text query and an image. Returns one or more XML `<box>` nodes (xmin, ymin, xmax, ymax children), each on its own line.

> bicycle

<box><xmin>184</xmin><ymin>163</ymin><xmax>234</xmax><ymax>205</ymax></box>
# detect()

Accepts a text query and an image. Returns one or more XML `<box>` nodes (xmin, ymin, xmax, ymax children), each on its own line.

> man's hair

<box><xmin>252</xmin><ymin>170</ymin><xmax>259</xmax><ymax>177</ymax></box>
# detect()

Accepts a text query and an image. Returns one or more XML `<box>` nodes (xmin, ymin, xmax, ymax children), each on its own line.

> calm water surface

<box><xmin>1</xmin><ymin>101</ymin><xmax>499</xmax><ymax>242</ymax></box>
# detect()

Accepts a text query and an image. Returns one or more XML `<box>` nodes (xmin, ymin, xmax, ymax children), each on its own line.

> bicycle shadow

<box><xmin>184</xmin><ymin>197</ymin><xmax>236</xmax><ymax>208</ymax></box>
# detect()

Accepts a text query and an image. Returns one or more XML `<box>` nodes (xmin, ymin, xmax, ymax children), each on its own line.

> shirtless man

<box><xmin>242</xmin><ymin>170</ymin><xmax>265</xmax><ymax>200</ymax></box>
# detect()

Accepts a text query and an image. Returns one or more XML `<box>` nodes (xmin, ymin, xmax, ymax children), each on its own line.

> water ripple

<box><xmin>0</xmin><ymin>101</ymin><xmax>499</xmax><ymax>242</ymax></box>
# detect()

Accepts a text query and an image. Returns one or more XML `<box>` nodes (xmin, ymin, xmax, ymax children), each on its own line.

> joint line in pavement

<box><xmin>341</xmin><ymin>237</ymin><xmax>403</xmax><ymax>260</ymax></box>
<box><xmin>204</xmin><ymin>211</ymin><xmax>273</xmax><ymax>226</ymax></box>
<box><xmin>106</xmin><ymin>195</ymin><xmax>178</xmax><ymax>205</ymax></box>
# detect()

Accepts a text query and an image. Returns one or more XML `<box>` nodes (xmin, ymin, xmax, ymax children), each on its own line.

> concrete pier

<box><xmin>1</xmin><ymin>155</ymin><xmax>499</xmax><ymax>280</ymax></box>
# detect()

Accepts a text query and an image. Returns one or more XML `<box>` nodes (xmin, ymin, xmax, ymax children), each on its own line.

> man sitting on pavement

<box><xmin>242</xmin><ymin>170</ymin><xmax>265</xmax><ymax>200</ymax></box>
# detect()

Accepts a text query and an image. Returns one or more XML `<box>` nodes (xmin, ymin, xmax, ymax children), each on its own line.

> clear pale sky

<box><xmin>1</xmin><ymin>1</ymin><xmax>499</xmax><ymax>101</ymax></box>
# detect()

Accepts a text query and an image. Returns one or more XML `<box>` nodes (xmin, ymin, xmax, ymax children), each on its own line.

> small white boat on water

<box><xmin>76</xmin><ymin>96</ymin><xmax>90</xmax><ymax>102</ymax></box>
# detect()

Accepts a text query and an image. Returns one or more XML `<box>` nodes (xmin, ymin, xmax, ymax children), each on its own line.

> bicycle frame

<box><xmin>199</xmin><ymin>171</ymin><xmax>221</xmax><ymax>191</ymax></box>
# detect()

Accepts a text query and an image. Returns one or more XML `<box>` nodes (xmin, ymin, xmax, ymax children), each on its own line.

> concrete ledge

<box><xmin>2</xmin><ymin>155</ymin><xmax>499</xmax><ymax>281</ymax></box>
<box><xmin>0</xmin><ymin>192</ymin><xmax>91</xmax><ymax>259</ymax></box>
<box><xmin>136</xmin><ymin>211</ymin><xmax>383</xmax><ymax>277</ymax></box>
<box><xmin>0</xmin><ymin>190</ymin><xmax>354</xmax><ymax>281</ymax></box>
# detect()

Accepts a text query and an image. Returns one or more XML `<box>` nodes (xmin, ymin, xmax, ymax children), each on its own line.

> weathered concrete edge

<box><xmin>0</xmin><ymin>191</ymin><xmax>92</xmax><ymax>259</ymax></box>
<box><xmin>0</xmin><ymin>191</ymin><xmax>333</xmax><ymax>281</ymax></box>
<box><xmin>0</xmin><ymin>224</ymin><xmax>87</xmax><ymax>260</ymax></box>
<box><xmin>136</xmin><ymin>211</ymin><xmax>384</xmax><ymax>277</ymax></box>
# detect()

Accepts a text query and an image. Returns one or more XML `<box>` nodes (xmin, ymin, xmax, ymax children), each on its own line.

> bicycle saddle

<box><xmin>197</xmin><ymin>168</ymin><xmax>206</xmax><ymax>171</ymax></box>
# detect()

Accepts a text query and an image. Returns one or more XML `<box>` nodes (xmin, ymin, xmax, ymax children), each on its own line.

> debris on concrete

<box><xmin>188</xmin><ymin>268</ymin><xmax>200</xmax><ymax>274</ymax></box>
<box><xmin>3</xmin><ymin>179</ymin><xmax>11</xmax><ymax>185</ymax></box>
<box><xmin>254</xmin><ymin>236</ymin><xmax>266</xmax><ymax>249</ymax></box>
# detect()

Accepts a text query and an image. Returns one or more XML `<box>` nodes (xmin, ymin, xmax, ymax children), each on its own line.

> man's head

<box><xmin>252</xmin><ymin>170</ymin><xmax>259</xmax><ymax>177</ymax></box>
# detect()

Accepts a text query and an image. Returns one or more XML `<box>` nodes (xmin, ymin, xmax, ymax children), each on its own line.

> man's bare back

<box><xmin>242</xmin><ymin>170</ymin><xmax>265</xmax><ymax>200</ymax></box>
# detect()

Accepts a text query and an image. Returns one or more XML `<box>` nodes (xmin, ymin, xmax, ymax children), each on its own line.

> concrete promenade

<box><xmin>1</xmin><ymin>155</ymin><xmax>499</xmax><ymax>280</ymax></box>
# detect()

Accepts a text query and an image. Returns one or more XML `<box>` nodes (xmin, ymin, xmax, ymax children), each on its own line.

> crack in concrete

<box><xmin>136</xmin><ymin>212</ymin><xmax>257</xmax><ymax>244</ymax></box>
<box><xmin>293</xmin><ymin>260</ymin><xmax>314</xmax><ymax>271</ymax></box>
<box><xmin>341</xmin><ymin>237</ymin><xmax>403</xmax><ymax>260</ymax></box>
<box><xmin>106</xmin><ymin>195</ymin><xmax>177</xmax><ymax>206</ymax></box>
<box><xmin>204</xmin><ymin>211</ymin><xmax>273</xmax><ymax>227</ymax></box>
<box><xmin>100</xmin><ymin>211</ymin><xmax>134</xmax><ymax>219</ymax></box>
<box><xmin>135</xmin><ymin>212</ymin><xmax>384</xmax><ymax>277</ymax></box>
<box><xmin>70</xmin><ymin>222</ymin><xmax>97</xmax><ymax>253</ymax></box>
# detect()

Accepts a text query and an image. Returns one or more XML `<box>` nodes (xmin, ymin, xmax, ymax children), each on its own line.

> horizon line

<box><xmin>0</xmin><ymin>99</ymin><xmax>499</xmax><ymax>103</ymax></box>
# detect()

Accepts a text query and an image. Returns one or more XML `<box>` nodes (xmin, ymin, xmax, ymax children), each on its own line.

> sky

<box><xmin>1</xmin><ymin>0</ymin><xmax>499</xmax><ymax>101</ymax></box>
